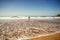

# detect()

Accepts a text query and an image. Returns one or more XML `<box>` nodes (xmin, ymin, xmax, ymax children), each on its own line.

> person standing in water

<box><xmin>28</xmin><ymin>16</ymin><xmax>30</xmax><ymax>22</ymax></box>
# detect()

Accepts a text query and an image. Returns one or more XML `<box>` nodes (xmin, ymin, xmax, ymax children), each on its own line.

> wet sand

<box><xmin>27</xmin><ymin>32</ymin><xmax>60</xmax><ymax>40</ymax></box>
<box><xmin>0</xmin><ymin>19</ymin><xmax>60</xmax><ymax>40</ymax></box>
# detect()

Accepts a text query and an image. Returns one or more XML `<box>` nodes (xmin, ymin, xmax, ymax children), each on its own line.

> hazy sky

<box><xmin>0</xmin><ymin>0</ymin><xmax>60</xmax><ymax>16</ymax></box>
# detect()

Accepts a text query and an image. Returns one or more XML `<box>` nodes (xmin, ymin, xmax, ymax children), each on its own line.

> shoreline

<box><xmin>27</xmin><ymin>32</ymin><xmax>60</xmax><ymax>40</ymax></box>
<box><xmin>17</xmin><ymin>31</ymin><xmax>60</xmax><ymax>40</ymax></box>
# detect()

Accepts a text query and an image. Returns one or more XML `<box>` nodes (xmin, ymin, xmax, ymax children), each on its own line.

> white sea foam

<box><xmin>17</xmin><ymin>31</ymin><xmax>60</xmax><ymax>40</ymax></box>
<box><xmin>0</xmin><ymin>17</ymin><xmax>28</xmax><ymax>19</ymax></box>
<box><xmin>0</xmin><ymin>17</ymin><xmax>60</xmax><ymax>19</ymax></box>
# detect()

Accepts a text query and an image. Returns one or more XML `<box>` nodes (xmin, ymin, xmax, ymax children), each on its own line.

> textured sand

<box><xmin>27</xmin><ymin>32</ymin><xmax>60</xmax><ymax>40</ymax></box>
<box><xmin>0</xmin><ymin>19</ymin><xmax>60</xmax><ymax>40</ymax></box>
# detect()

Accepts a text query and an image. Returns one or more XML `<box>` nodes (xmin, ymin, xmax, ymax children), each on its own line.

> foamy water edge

<box><xmin>17</xmin><ymin>31</ymin><xmax>60</xmax><ymax>40</ymax></box>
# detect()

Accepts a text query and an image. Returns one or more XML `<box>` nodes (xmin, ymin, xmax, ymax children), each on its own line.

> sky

<box><xmin>0</xmin><ymin>0</ymin><xmax>60</xmax><ymax>16</ymax></box>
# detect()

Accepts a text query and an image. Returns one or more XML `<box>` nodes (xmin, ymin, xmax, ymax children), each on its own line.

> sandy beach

<box><xmin>0</xmin><ymin>18</ymin><xmax>60</xmax><ymax>40</ymax></box>
<box><xmin>27</xmin><ymin>32</ymin><xmax>60</xmax><ymax>40</ymax></box>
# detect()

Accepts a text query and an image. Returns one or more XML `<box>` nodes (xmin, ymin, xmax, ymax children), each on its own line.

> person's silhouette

<box><xmin>28</xmin><ymin>16</ymin><xmax>30</xmax><ymax>22</ymax></box>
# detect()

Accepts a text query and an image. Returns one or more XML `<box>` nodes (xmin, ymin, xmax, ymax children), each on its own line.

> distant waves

<box><xmin>0</xmin><ymin>17</ymin><xmax>60</xmax><ymax>19</ymax></box>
